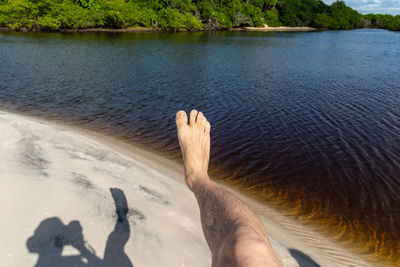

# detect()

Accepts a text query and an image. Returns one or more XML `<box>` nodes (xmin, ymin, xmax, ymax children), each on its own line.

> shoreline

<box><xmin>0</xmin><ymin>26</ymin><xmax>318</xmax><ymax>33</ymax></box>
<box><xmin>230</xmin><ymin>25</ymin><xmax>318</xmax><ymax>32</ymax></box>
<box><xmin>0</xmin><ymin>109</ymin><xmax>373</xmax><ymax>266</ymax></box>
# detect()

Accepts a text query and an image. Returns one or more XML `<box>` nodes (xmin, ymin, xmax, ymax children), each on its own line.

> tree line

<box><xmin>0</xmin><ymin>0</ymin><xmax>399</xmax><ymax>31</ymax></box>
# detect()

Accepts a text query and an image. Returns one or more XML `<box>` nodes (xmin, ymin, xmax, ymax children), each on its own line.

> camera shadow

<box><xmin>26</xmin><ymin>188</ymin><xmax>133</xmax><ymax>267</ymax></box>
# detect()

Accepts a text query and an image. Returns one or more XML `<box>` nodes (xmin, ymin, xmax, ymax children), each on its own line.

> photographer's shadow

<box><xmin>27</xmin><ymin>188</ymin><xmax>133</xmax><ymax>267</ymax></box>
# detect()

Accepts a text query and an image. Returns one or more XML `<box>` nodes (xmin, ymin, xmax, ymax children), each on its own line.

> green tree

<box><xmin>312</xmin><ymin>12</ymin><xmax>332</xmax><ymax>28</ymax></box>
<box><xmin>265</xmin><ymin>9</ymin><xmax>280</xmax><ymax>26</ymax></box>
<box><xmin>0</xmin><ymin>0</ymin><xmax>398</xmax><ymax>32</ymax></box>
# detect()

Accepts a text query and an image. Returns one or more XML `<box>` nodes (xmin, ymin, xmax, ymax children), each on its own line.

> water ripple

<box><xmin>1</xmin><ymin>30</ymin><xmax>400</xmax><ymax>264</ymax></box>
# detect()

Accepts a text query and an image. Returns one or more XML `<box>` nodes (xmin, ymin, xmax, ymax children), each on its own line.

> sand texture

<box><xmin>0</xmin><ymin>111</ymin><xmax>371</xmax><ymax>267</ymax></box>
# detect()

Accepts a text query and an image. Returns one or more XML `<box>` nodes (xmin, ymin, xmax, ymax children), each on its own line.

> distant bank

<box><xmin>0</xmin><ymin>0</ymin><xmax>398</xmax><ymax>33</ymax></box>
<box><xmin>0</xmin><ymin>25</ymin><xmax>317</xmax><ymax>33</ymax></box>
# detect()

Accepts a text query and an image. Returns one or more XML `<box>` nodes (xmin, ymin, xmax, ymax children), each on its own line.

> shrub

<box><xmin>265</xmin><ymin>9</ymin><xmax>280</xmax><ymax>26</ymax></box>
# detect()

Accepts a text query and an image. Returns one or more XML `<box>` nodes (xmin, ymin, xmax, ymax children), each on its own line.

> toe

<box><xmin>189</xmin><ymin>109</ymin><xmax>198</xmax><ymax>126</ymax></box>
<box><xmin>197</xmin><ymin>112</ymin><xmax>204</xmax><ymax>125</ymax></box>
<box><xmin>176</xmin><ymin>110</ymin><xmax>188</xmax><ymax>128</ymax></box>
<box><xmin>205</xmin><ymin>121</ymin><xmax>211</xmax><ymax>134</ymax></box>
<box><xmin>200</xmin><ymin>116</ymin><xmax>207</xmax><ymax>130</ymax></box>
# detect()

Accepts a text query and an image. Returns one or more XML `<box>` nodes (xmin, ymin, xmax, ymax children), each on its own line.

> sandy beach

<box><xmin>230</xmin><ymin>24</ymin><xmax>317</xmax><ymax>32</ymax></box>
<box><xmin>0</xmin><ymin>111</ymin><xmax>372</xmax><ymax>266</ymax></box>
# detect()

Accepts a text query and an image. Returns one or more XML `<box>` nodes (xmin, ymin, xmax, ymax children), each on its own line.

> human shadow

<box><xmin>103</xmin><ymin>188</ymin><xmax>133</xmax><ymax>267</ymax></box>
<box><xmin>289</xmin><ymin>248</ymin><xmax>321</xmax><ymax>267</ymax></box>
<box><xmin>27</xmin><ymin>188</ymin><xmax>133</xmax><ymax>267</ymax></box>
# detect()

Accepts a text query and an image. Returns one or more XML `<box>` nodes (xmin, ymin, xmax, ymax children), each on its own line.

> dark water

<box><xmin>1</xmin><ymin>30</ymin><xmax>399</xmax><ymax>264</ymax></box>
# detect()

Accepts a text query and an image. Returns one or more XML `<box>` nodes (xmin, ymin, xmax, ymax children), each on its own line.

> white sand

<box><xmin>230</xmin><ymin>24</ymin><xmax>317</xmax><ymax>32</ymax></box>
<box><xmin>0</xmin><ymin>111</ymin><xmax>371</xmax><ymax>266</ymax></box>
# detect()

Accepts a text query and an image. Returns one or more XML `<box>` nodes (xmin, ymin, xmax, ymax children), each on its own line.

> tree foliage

<box><xmin>363</xmin><ymin>13</ymin><xmax>400</xmax><ymax>31</ymax></box>
<box><xmin>0</xmin><ymin>0</ymin><xmax>398</xmax><ymax>31</ymax></box>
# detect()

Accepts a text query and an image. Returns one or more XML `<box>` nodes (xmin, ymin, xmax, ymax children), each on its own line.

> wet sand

<box><xmin>0</xmin><ymin>111</ymin><xmax>371</xmax><ymax>266</ymax></box>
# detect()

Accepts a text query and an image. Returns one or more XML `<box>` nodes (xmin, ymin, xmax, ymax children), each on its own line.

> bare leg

<box><xmin>176</xmin><ymin>110</ymin><xmax>282</xmax><ymax>267</ymax></box>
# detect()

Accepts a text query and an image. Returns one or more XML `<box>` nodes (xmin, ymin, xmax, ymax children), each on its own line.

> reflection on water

<box><xmin>1</xmin><ymin>30</ymin><xmax>399</xmax><ymax>265</ymax></box>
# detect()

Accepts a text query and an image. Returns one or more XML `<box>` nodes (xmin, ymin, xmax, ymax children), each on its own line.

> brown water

<box><xmin>0</xmin><ymin>30</ymin><xmax>399</xmax><ymax>264</ymax></box>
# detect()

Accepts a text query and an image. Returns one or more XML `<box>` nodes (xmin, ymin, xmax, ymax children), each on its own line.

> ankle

<box><xmin>185</xmin><ymin>170</ymin><xmax>210</xmax><ymax>190</ymax></box>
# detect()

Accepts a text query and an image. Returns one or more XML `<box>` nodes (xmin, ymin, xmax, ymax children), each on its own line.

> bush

<box><xmin>234</xmin><ymin>12</ymin><xmax>252</xmax><ymax>27</ymax></box>
<box><xmin>184</xmin><ymin>12</ymin><xmax>203</xmax><ymax>30</ymax></box>
<box><xmin>57</xmin><ymin>3</ymin><xmax>92</xmax><ymax>29</ymax></box>
<box><xmin>265</xmin><ymin>9</ymin><xmax>280</xmax><ymax>26</ymax></box>
<box><xmin>312</xmin><ymin>13</ymin><xmax>332</xmax><ymax>28</ymax></box>
<box><xmin>387</xmin><ymin>15</ymin><xmax>400</xmax><ymax>31</ymax></box>
<box><xmin>243</xmin><ymin>3</ymin><xmax>264</xmax><ymax>27</ymax></box>
<box><xmin>158</xmin><ymin>7</ymin><xmax>185</xmax><ymax>30</ymax></box>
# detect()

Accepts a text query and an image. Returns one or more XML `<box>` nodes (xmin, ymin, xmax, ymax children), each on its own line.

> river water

<box><xmin>0</xmin><ymin>29</ymin><xmax>399</xmax><ymax>264</ymax></box>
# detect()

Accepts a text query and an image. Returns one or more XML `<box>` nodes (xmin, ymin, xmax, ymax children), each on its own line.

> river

<box><xmin>0</xmin><ymin>29</ymin><xmax>399</xmax><ymax>264</ymax></box>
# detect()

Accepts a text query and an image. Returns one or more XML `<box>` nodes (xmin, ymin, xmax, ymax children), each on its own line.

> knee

<box><xmin>232</xmin><ymin>236</ymin><xmax>270</xmax><ymax>262</ymax></box>
<box><xmin>216</xmin><ymin>230</ymin><xmax>268</xmax><ymax>265</ymax></box>
<box><xmin>214</xmin><ymin>226</ymin><xmax>281</xmax><ymax>267</ymax></box>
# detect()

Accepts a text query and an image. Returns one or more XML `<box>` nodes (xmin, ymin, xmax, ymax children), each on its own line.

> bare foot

<box><xmin>176</xmin><ymin>110</ymin><xmax>211</xmax><ymax>190</ymax></box>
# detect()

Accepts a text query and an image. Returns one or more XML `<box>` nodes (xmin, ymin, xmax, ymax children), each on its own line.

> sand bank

<box><xmin>231</xmin><ymin>25</ymin><xmax>318</xmax><ymax>32</ymax></box>
<box><xmin>0</xmin><ymin>111</ymin><xmax>371</xmax><ymax>266</ymax></box>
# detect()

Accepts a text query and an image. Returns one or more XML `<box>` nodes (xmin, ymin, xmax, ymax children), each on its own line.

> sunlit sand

<box><xmin>0</xmin><ymin>111</ymin><xmax>371</xmax><ymax>266</ymax></box>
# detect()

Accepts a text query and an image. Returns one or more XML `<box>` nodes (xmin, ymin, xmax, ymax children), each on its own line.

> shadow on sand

<box><xmin>289</xmin><ymin>248</ymin><xmax>321</xmax><ymax>267</ymax></box>
<box><xmin>26</xmin><ymin>188</ymin><xmax>133</xmax><ymax>267</ymax></box>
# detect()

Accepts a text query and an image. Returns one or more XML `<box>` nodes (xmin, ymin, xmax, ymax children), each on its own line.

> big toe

<box><xmin>176</xmin><ymin>110</ymin><xmax>188</xmax><ymax>128</ymax></box>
